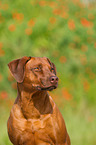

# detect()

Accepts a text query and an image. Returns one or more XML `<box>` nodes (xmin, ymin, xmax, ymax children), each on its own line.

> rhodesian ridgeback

<box><xmin>7</xmin><ymin>56</ymin><xmax>71</xmax><ymax>145</ymax></box>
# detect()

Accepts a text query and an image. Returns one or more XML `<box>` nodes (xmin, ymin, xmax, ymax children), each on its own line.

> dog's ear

<box><xmin>46</xmin><ymin>58</ymin><xmax>57</xmax><ymax>75</ymax></box>
<box><xmin>52</xmin><ymin>62</ymin><xmax>56</xmax><ymax>75</ymax></box>
<box><xmin>8</xmin><ymin>56</ymin><xmax>31</xmax><ymax>83</ymax></box>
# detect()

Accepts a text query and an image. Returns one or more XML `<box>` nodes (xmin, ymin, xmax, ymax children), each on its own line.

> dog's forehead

<box><xmin>26</xmin><ymin>57</ymin><xmax>51</xmax><ymax>68</ymax></box>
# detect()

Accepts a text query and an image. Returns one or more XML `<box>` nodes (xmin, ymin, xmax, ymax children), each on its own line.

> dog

<box><xmin>7</xmin><ymin>56</ymin><xmax>71</xmax><ymax>145</ymax></box>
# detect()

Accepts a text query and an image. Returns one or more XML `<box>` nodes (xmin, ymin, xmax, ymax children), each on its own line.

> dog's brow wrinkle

<box><xmin>38</xmin><ymin>63</ymin><xmax>42</xmax><ymax>67</ymax></box>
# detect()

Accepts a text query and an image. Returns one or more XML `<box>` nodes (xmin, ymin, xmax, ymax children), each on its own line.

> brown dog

<box><xmin>7</xmin><ymin>56</ymin><xmax>71</xmax><ymax>145</ymax></box>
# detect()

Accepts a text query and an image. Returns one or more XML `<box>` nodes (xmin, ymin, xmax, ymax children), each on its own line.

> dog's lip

<box><xmin>36</xmin><ymin>85</ymin><xmax>57</xmax><ymax>91</ymax></box>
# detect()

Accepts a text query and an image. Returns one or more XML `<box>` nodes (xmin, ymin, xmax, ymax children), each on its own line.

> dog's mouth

<box><xmin>36</xmin><ymin>85</ymin><xmax>57</xmax><ymax>91</ymax></box>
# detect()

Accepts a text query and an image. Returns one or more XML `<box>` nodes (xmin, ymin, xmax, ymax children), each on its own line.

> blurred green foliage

<box><xmin>0</xmin><ymin>0</ymin><xmax>96</xmax><ymax>145</ymax></box>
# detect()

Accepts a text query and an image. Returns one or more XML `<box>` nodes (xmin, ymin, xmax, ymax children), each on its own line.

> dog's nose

<box><xmin>49</xmin><ymin>76</ymin><xmax>59</xmax><ymax>84</ymax></box>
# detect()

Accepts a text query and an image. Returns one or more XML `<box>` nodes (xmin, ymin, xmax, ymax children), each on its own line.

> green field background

<box><xmin>0</xmin><ymin>0</ymin><xmax>96</xmax><ymax>144</ymax></box>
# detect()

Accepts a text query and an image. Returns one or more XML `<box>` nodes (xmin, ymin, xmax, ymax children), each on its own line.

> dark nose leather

<box><xmin>49</xmin><ymin>76</ymin><xmax>58</xmax><ymax>84</ymax></box>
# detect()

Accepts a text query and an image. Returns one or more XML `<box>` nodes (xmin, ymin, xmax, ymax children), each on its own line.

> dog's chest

<box><xmin>27</xmin><ymin>114</ymin><xmax>55</xmax><ymax>133</ymax></box>
<box><xmin>26</xmin><ymin>113</ymin><xmax>60</xmax><ymax>143</ymax></box>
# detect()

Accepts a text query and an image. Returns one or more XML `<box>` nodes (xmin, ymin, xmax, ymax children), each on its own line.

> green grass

<box><xmin>61</xmin><ymin>104</ymin><xmax>96</xmax><ymax>145</ymax></box>
<box><xmin>0</xmin><ymin>100</ymin><xmax>12</xmax><ymax>145</ymax></box>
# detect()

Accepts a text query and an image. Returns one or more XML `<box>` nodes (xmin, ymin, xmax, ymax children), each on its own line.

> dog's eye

<box><xmin>51</xmin><ymin>68</ymin><xmax>54</xmax><ymax>72</ymax></box>
<box><xmin>34</xmin><ymin>67</ymin><xmax>40</xmax><ymax>71</ymax></box>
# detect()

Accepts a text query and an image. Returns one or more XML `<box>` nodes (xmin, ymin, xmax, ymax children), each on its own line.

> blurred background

<box><xmin>0</xmin><ymin>0</ymin><xmax>96</xmax><ymax>144</ymax></box>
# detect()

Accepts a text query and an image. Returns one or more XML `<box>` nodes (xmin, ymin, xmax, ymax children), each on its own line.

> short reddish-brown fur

<box><xmin>7</xmin><ymin>56</ymin><xmax>71</xmax><ymax>145</ymax></box>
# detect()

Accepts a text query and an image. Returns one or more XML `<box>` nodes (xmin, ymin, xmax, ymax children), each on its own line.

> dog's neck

<box><xmin>15</xmin><ymin>83</ymin><xmax>53</xmax><ymax>119</ymax></box>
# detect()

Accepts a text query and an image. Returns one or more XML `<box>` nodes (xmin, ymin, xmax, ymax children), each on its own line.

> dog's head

<box><xmin>8</xmin><ymin>56</ymin><xmax>58</xmax><ymax>91</ymax></box>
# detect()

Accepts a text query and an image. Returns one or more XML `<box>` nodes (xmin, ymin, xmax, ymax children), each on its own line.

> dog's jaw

<box><xmin>36</xmin><ymin>85</ymin><xmax>58</xmax><ymax>91</ymax></box>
